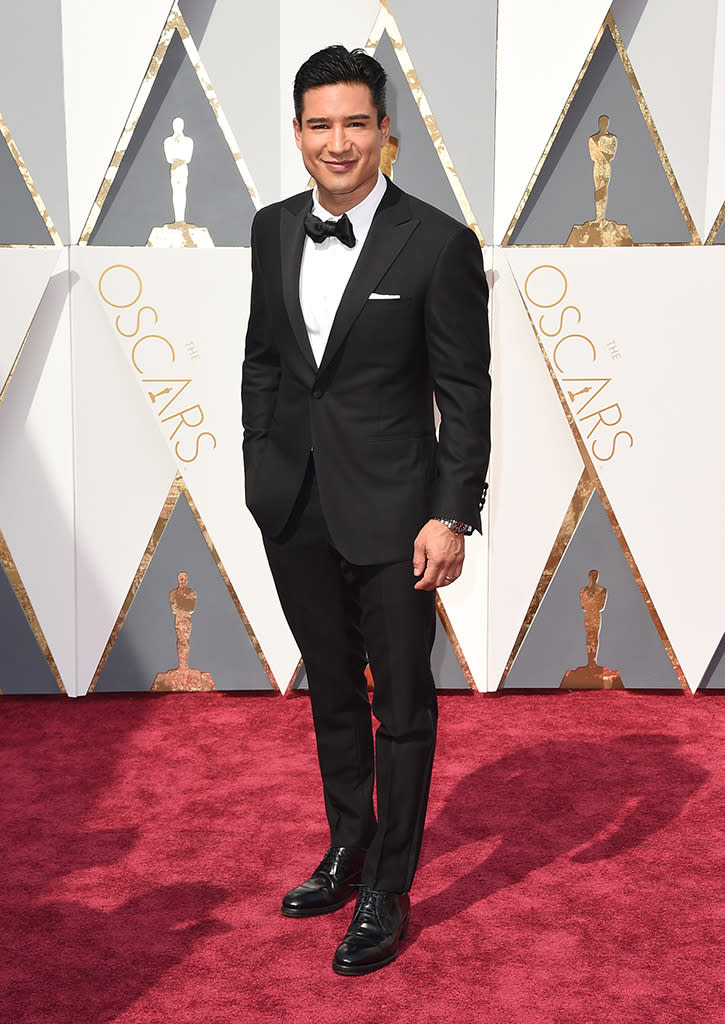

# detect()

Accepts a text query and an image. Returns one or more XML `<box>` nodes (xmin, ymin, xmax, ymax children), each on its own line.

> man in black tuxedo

<box><xmin>242</xmin><ymin>45</ymin><xmax>490</xmax><ymax>975</ymax></box>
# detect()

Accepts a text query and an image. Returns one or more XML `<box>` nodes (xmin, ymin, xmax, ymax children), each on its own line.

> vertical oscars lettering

<box><xmin>97</xmin><ymin>264</ymin><xmax>217</xmax><ymax>463</ymax></box>
<box><xmin>524</xmin><ymin>264</ymin><xmax>634</xmax><ymax>463</ymax></box>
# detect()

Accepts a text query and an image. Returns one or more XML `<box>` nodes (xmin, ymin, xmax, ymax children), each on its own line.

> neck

<box><xmin>316</xmin><ymin>177</ymin><xmax>378</xmax><ymax>217</ymax></box>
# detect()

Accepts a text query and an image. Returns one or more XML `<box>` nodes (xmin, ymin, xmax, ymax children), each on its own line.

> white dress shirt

<box><xmin>299</xmin><ymin>170</ymin><xmax>387</xmax><ymax>367</ymax></box>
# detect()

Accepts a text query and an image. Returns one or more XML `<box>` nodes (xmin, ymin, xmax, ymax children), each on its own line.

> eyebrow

<box><xmin>305</xmin><ymin>113</ymin><xmax>372</xmax><ymax>124</ymax></box>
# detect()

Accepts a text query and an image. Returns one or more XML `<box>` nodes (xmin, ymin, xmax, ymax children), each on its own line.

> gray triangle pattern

<box><xmin>0</xmin><ymin>560</ymin><xmax>59</xmax><ymax>693</ymax></box>
<box><xmin>504</xmin><ymin>491</ymin><xmax>680</xmax><ymax>689</ymax></box>
<box><xmin>0</xmin><ymin>129</ymin><xmax>54</xmax><ymax>244</ymax></box>
<box><xmin>94</xmin><ymin>492</ymin><xmax>272</xmax><ymax>692</ymax></box>
<box><xmin>699</xmin><ymin>635</ymin><xmax>725</xmax><ymax>690</ymax></box>
<box><xmin>373</xmin><ymin>32</ymin><xmax>465</xmax><ymax>226</ymax></box>
<box><xmin>509</xmin><ymin>25</ymin><xmax>692</xmax><ymax>245</ymax></box>
<box><xmin>88</xmin><ymin>30</ymin><xmax>255</xmax><ymax>246</ymax></box>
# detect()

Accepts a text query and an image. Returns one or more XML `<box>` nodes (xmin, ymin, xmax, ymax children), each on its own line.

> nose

<box><xmin>327</xmin><ymin>124</ymin><xmax>350</xmax><ymax>155</ymax></box>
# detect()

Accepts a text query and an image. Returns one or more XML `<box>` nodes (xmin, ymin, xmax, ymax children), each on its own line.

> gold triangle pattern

<box><xmin>502</xmin><ymin>12</ymin><xmax>699</xmax><ymax>247</ymax></box>
<box><xmin>78</xmin><ymin>1</ymin><xmax>260</xmax><ymax>245</ymax></box>
<box><xmin>497</xmin><ymin>471</ymin><xmax>594</xmax><ymax>688</ymax></box>
<box><xmin>88</xmin><ymin>472</ymin><xmax>278</xmax><ymax>691</ymax></box>
<box><xmin>501</xmin><ymin>273</ymin><xmax>688</xmax><ymax>691</ymax></box>
<box><xmin>705</xmin><ymin>200</ymin><xmax>725</xmax><ymax>244</ymax></box>
<box><xmin>436</xmin><ymin>594</ymin><xmax>477</xmax><ymax>691</ymax></box>
<box><xmin>366</xmin><ymin>1</ymin><xmax>484</xmax><ymax>243</ymax></box>
<box><xmin>0</xmin><ymin>112</ymin><xmax>62</xmax><ymax>248</ymax></box>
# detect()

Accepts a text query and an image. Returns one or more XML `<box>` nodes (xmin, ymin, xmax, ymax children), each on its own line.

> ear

<box><xmin>379</xmin><ymin>114</ymin><xmax>391</xmax><ymax>146</ymax></box>
<box><xmin>293</xmin><ymin>117</ymin><xmax>302</xmax><ymax>151</ymax></box>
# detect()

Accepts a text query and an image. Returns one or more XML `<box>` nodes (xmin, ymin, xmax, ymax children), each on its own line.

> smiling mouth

<box><xmin>323</xmin><ymin>160</ymin><xmax>356</xmax><ymax>170</ymax></box>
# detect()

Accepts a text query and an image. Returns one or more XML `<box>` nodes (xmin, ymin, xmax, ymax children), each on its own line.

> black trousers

<box><xmin>263</xmin><ymin>463</ymin><xmax>437</xmax><ymax>893</ymax></box>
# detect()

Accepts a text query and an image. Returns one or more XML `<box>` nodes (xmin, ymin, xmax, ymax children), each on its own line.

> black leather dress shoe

<box><xmin>332</xmin><ymin>887</ymin><xmax>410</xmax><ymax>975</ymax></box>
<box><xmin>281</xmin><ymin>846</ymin><xmax>365</xmax><ymax>918</ymax></box>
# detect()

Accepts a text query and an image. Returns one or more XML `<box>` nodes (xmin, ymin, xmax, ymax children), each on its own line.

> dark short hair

<box><xmin>293</xmin><ymin>45</ymin><xmax>387</xmax><ymax>126</ymax></box>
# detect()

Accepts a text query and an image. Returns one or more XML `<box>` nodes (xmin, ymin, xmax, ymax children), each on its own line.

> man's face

<box><xmin>294</xmin><ymin>82</ymin><xmax>390</xmax><ymax>215</ymax></box>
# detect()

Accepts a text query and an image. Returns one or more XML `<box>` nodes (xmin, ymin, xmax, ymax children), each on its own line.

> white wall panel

<box><xmin>0</xmin><ymin>250</ymin><xmax>62</xmax><ymax>393</ymax></box>
<box><xmin>0</xmin><ymin>259</ymin><xmax>76</xmax><ymax>691</ymax></box>
<box><xmin>74</xmin><ymin>247</ymin><xmax>299</xmax><ymax>691</ymax></box>
<box><xmin>69</xmin><ymin>254</ymin><xmax>178</xmax><ymax>694</ymax></box>
<box><xmin>509</xmin><ymin>246</ymin><xmax>725</xmax><ymax>690</ymax></box>
<box><xmin>487</xmin><ymin>250</ymin><xmax>584</xmax><ymax>689</ymax></box>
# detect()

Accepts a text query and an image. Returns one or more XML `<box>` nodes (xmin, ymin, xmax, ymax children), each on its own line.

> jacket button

<box><xmin>311</xmin><ymin>389</ymin><xmax>324</xmax><ymax>399</ymax></box>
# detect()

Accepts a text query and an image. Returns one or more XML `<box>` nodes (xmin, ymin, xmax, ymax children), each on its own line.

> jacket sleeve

<box><xmin>424</xmin><ymin>225</ymin><xmax>491</xmax><ymax>531</ymax></box>
<box><xmin>241</xmin><ymin>213</ymin><xmax>281</xmax><ymax>485</ymax></box>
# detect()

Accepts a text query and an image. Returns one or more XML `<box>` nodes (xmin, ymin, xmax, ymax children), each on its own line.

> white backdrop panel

<box><xmin>0</xmin><ymin>250</ymin><xmax>62</xmax><ymax>394</ymax></box>
<box><xmin>75</xmin><ymin>247</ymin><xmax>299</xmax><ymax>692</ymax></box>
<box><xmin>487</xmin><ymin>250</ymin><xmax>584</xmax><ymax>689</ymax></box>
<box><xmin>508</xmin><ymin>246</ymin><xmax>725</xmax><ymax>691</ymax></box>
<box><xmin>69</xmin><ymin>257</ymin><xmax>178</xmax><ymax>694</ymax></box>
<box><xmin>707</xmin><ymin>7</ymin><xmax>725</xmax><ymax>236</ymax></box>
<box><xmin>0</xmin><ymin>258</ymin><xmax>76</xmax><ymax>691</ymax></box>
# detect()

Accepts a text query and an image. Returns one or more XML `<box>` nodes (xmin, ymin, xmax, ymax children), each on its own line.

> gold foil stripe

<box><xmin>79</xmin><ymin>2</ymin><xmax>260</xmax><ymax>245</ymax></box>
<box><xmin>366</xmin><ymin>4</ymin><xmax>484</xmax><ymax>244</ymax></box>
<box><xmin>502</xmin><ymin>12</ymin><xmax>699</xmax><ymax>247</ymax></box>
<box><xmin>498</xmin><ymin>471</ymin><xmax>594</xmax><ymax>688</ymax></box>
<box><xmin>287</xmin><ymin>656</ymin><xmax>304</xmax><ymax>693</ymax></box>
<box><xmin>0</xmin><ymin>112</ymin><xmax>62</xmax><ymax>247</ymax></box>
<box><xmin>705</xmin><ymin>200</ymin><xmax>725</xmax><ymax>245</ymax></box>
<box><xmin>0</xmin><ymin>322</ymin><xmax>32</xmax><ymax>410</ymax></box>
<box><xmin>181</xmin><ymin>483</ymin><xmax>277</xmax><ymax>689</ymax></box>
<box><xmin>0</xmin><ymin>529</ymin><xmax>65</xmax><ymax>693</ymax></box>
<box><xmin>89</xmin><ymin>473</ymin><xmax>279</xmax><ymax>692</ymax></box>
<box><xmin>435</xmin><ymin>593</ymin><xmax>477</xmax><ymax>690</ymax></box>
<box><xmin>508</xmin><ymin>268</ymin><xmax>689</xmax><ymax>692</ymax></box>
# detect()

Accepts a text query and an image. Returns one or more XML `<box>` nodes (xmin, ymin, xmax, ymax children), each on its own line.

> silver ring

<box><xmin>444</xmin><ymin>575</ymin><xmax>454</xmax><ymax>581</ymax></box>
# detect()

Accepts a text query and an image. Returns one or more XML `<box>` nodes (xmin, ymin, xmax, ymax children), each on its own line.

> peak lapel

<box><xmin>281</xmin><ymin>197</ymin><xmax>317</xmax><ymax>371</ymax></box>
<box><xmin>317</xmin><ymin>186</ymin><xmax>419</xmax><ymax>376</ymax></box>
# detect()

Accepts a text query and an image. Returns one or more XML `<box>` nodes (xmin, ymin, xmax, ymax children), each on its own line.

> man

<box><xmin>242</xmin><ymin>45</ymin><xmax>490</xmax><ymax>975</ymax></box>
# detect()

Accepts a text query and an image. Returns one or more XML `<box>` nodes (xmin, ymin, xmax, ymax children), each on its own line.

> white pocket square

<box><xmin>369</xmin><ymin>292</ymin><xmax>401</xmax><ymax>300</ymax></box>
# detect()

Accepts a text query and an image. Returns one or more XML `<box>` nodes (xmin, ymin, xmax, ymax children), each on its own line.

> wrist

<box><xmin>433</xmin><ymin>516</ymin><xmax>469</xmax><ymax>536</ymax></box>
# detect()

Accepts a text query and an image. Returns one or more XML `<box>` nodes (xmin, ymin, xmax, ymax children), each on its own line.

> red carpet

<box><xmin>1</xmin><ymin>690</ymin><xmax>723</xmax><ymax>1024</ymax></box>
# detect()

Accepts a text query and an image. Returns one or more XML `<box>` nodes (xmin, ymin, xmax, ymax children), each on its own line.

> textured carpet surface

<box><xmin>0</xmin><ymin>690</ymin><xmax>723</xmax><ymax>1024</ymax></box>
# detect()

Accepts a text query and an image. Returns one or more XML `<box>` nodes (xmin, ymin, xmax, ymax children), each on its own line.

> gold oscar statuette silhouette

<box><xmin>147</xmin><ymin>117</ymin><xmax>214</xmax><ymax>248</ymax></box>
<box><xmin>152</xmin><ymin>571</ymin><xmax>215</xmax><ymax>691</ymax></box>
<box><xmin>560</xmin><ymin>569</ymin><xmax>624</xmax><ymax>689</ymax></box>
<box><xmin>379</xmin><ymin>135</ymin><xmax>398</xmax><ymax>180</ymax></box>
<box><xmin>567</xmin><ymin>115</ymin><xmax>633</xmax><ymax>247</ymax></box>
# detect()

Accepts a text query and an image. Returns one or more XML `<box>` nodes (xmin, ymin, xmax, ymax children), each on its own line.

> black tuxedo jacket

<box><xmin>242</xmin><ymin>179</ymin><xmax>490</xmax><ymax>565</ymax></box>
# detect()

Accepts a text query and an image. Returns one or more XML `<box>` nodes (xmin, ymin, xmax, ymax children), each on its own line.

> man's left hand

<box><xmin>412</xmin><ymin>519</ymin><xmax>464</xmax><ymax>591</ymax></box>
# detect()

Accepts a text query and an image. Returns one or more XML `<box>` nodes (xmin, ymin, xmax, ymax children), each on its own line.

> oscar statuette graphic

<box><xmin>379</xmin><ymin>135</ymin><xmax>399</xmax><ymax>180</ymax></box>
<box><xmin>567</xmin><ymin>116</ymin><xmax>633</xmax><ymax>247</ymax></box>
<box><xmin>147</xmin><ymin>117</ymin><xmax>214</xmax><ymax>248</ymax></box>
<box><xmin>153</xmin><ymin>571</ymin><xmax>215</xmax><ymax>691</ymax></box>
<box><xmin>560</xmin><ymin>569</ymin><xmax>624</xmax><ymax>689</ymax></box>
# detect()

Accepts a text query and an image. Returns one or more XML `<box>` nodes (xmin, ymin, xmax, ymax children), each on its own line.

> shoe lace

<box><xmin>352</xmin><ymin>886</ymin><xmax>383</xmax><ymax>926</ymax></box>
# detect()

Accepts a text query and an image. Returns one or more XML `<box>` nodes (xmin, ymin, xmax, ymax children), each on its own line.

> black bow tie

<box><xmin>304</xmin><ymin>211</ymin><xmax>356</xmax><ymax>248</ymax></box>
